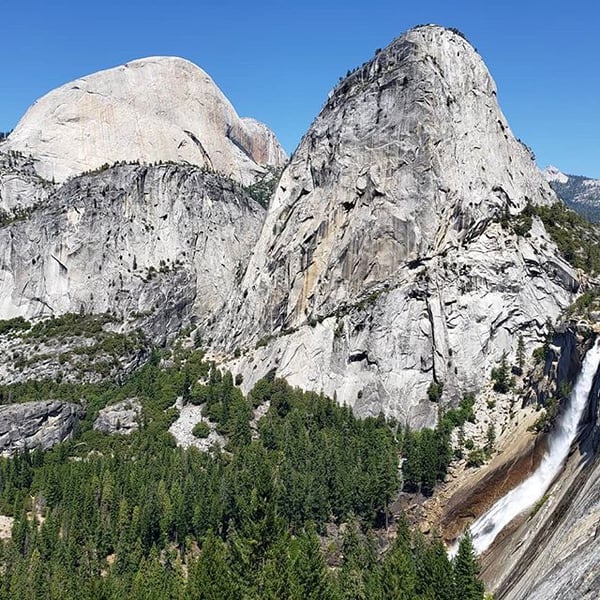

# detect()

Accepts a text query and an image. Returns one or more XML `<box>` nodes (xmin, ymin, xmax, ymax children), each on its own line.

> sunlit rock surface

<box><xmin>0</xmin><ymin>163</ymin><xmax>265</xmax><ymax>343</ymax></box>
<box><xmin>94</xmin><ymin>398</ymin><xmax>142</xmax><ymax>435</ymax></box>
<box><xmin>1</xmin><ymin>56</ymin><xmax>286</xmax><ymax>184</ymax></box>
<box><xmin>215</xmin><ymin>25</ymin><xmax>578</xmax><ymax>425</ymax></box>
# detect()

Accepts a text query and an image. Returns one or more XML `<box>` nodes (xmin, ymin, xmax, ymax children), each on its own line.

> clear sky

<box><xmin>1</xmin><ymin>0</ymin><xmax>598</xmax><ymax>177</ymax></box>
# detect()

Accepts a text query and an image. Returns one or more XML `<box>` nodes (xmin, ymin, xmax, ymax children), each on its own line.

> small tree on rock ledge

<box><xmin>491</xmin><ymin>352</ymin><xmax>512</xmax><ymax>393</ymax></box>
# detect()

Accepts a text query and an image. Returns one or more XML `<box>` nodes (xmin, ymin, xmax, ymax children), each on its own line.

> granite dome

<box><xmin>2</xmin><ymin>56</ymin><xmax>286</xmax><ymax>184</ymax></box>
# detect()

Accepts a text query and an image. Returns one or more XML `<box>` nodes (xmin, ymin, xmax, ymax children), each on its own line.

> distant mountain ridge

<box><xmin>542</xmin><ymin>165</ymin><xmax>600</xmax><ymax>221</ymax></box>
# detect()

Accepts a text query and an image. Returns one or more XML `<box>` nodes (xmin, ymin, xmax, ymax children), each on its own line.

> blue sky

<box><xmin>1</xmin><ymin>0</ymin><xmax>598</xmax><ymax>177</ymax></box>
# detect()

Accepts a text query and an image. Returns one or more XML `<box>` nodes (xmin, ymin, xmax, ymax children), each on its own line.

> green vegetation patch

<box><xmin>0</xmin><ymin>206</ymin><xmax>38</xmax><ymax>228</ymax></box>
<box><xmin>243</xmin><ymin>166</ymin><xmax>283</xmax><ymax>208</ymax></box>
<box><xmin>565</xmin><ymin>287</ymin><xmax>600</xmax><ymax>319</ymax></box>
<box><xmin>402</xmin><ymin>394</ymin><xmax>475</xmax><ymax>496</ymax></box>
<box><xmin>2</xmin><ymin>313</ymin><xmax>149</xmax><ymax>381</ymax></box>
<box><xmin>501</xmin><ymin>201</ymin><xmax>600</xmax><ymax>275</ymax></box>
<box><xmin>192</xmin><ymin>421</ymin><xmax>210</xmax><ymax>438</ymax></box>
<box><xmin>25</xmin><ymin>313</ymin><xmax>117</xmax><ymax>341</ymax></box>
<box><xmin>534</xmin><ymin>202</ymin><xmax>600</xmax><ymax>275</ymax></box>
<box><xmin>0</xmin><ymin>317</ymin><xmax>31</xmax><ymax>337</ymax></box>
<box><xmin>491</xmin><ymin>352</ymin><xmax>513</xmax><ymax>393</ymax></box>
<box><xmin>0</xmin><ymin>346</ymin><xmax>485</xmax><ymax>600</ymax></box>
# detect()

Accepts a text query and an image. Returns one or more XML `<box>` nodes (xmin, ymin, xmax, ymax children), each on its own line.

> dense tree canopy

<box><xmin>0</xmin><ymin>347</ymin><xmax>485</xmax><ymax>599</ymax></box>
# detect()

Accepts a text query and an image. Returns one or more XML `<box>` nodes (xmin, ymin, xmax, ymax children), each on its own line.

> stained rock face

<box><xmin>240</xmin><ymin>118</ymin><xmax>288</xmax><ymax>168</ymax></box>
<box><xmin>487</xmin><ymin>365</ymin><xmax>600</xmax><ymax>600</ymax></box>
<box><xmin>1</xmin><ymin>56</ymin><xmax>286</xmax><ymax>184</ymax></box>
<box><xmin>490</xmin><ymin>334</ymin><xmax>600</xmax><ymax>599</ymax></box>
<box><xmin>94</xmin><ymin>398</ymin><xmax>142</xmax><ymax>435</ymax></box>
<box><xmin>215</xmin><ymin>25</ymin><xmax>578</xmax><ymax>425</ymax></box>
<box><xmin>0</xmin><ymin>163</ymin><xmax>265</xmax><ymax>342</ymax></box>
<box><xmin>0</xmin><ymin>400</ymin><xmax>83</xmax><ymax>456</ymax></box>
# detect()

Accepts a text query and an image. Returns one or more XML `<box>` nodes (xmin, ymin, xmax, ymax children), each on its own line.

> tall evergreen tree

<box><xmin>402</xmin><ymin>429</ymin><xmax>421</xmax><ymax>493</ymax></box>
<box><xmin>338</xmin><ymin>519</ymin><xmax>383</xmax><ymax>600</ymax></box>
<box><xmin>453</xmin><ymin>531</ymin><xmax>485</xmax><ymax>600</ymax></box>
<box><xmin>515</xmin><ymin>334</ymin><xmax>526</xmax><ymax>375</ymax></box>
<box><xmin>491</xmin><ymin>352</ymin><xmax>511</xmax><ymax>393</ymax></box>
<box><xmin>419</xmin><ymin>429</ymin><xmax>438</xmax><ymax>496</ymax></box>
<box><xmin>381</xmin><ymin>533</ymin><xmax>418</xmax><ymax>600</ymax></box>
<box><xmin>290</xmin><ymin>525</ymin><xmax>336</xmax><ymax>600</ymax></box>
<box><xmin>415</xmin><ymin>535</ymin><xmax>456</xmax><ymax>600</ymax></box>
<box><xmin>186</xmin><ymin>530</ymin><xmax>239</xmax><ymax>600</ymax></box>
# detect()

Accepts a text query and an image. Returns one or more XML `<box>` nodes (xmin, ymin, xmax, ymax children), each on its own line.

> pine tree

<box><xmin>453</xmin><ymin>531</ymin><xmax>485</xmax><ymax>600</ymax></box>
<box><xmin>228</xmin><ymin>393</ymin><xmax>252</xmax><ymax>448</ymax></box>
<box><xmin>416</xmin><ymin>536</ymin><xmax>456</xmax><ymax>600</ymax></box>
<box><xmin>25</xmin><ymin>547</ymin><xmax>45</xmax><ymax>600</ymax></box>
<box><xmin>491</xmin><ymin>352</ymin><xmax>511</xmax><ymax>393</ymax></box>
<box><xmin>290</xmin><ymin>525</ymin><xmax>336</xmax><ymax>600</ymax></box>
<box><xmin>484</xmin><ymin>423</ymin><xmax>496</xmax><ymax>457</ymax></box>
<box><xmin>256</xmin><ymin>532</ymin><xmax>295</xmax><ymax>600</ymax></box>
<box><xmin>381</xmin><ymin>531</ymin><xmax>418</xmax><ymax>599</ymax></box>
<box><xmin>515</xmin><ymin>334</ymin><xmax>525</xmax><ymax>375</ymax></box>
<box><xmin>131</xmin><ymin>548</ymin><xmax>173</xmax><ymax>600</ymax></box>
<box><xmin>402</xmin><ymin>429</ymin><xmax>422</xmax><ymax>493</ymax></box>
<box><xmin>419</xmin><ymin>429</ymin><xmax>439</xmax><ymax>496</ymax></box>
<box><xmin>186</xmin><ymin>530</ymin><xmax>239</xmax><ymax>600</ymax></box>
<box><xmin>338</xmin><ymin>519</ymin><xmax>368</xmax><ymax>600</ymax></box>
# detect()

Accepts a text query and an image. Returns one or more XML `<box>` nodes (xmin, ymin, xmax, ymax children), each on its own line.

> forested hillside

<box><xmin>0</xmin><ymin>344</ymin><xmax>484</xmax><ymax>599</ymax></box>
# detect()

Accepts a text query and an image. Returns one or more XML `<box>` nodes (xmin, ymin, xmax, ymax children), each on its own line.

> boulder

<box><xmin>94</xmin><ymin>398</ymin><xmax>142</xmax><ymax>435</ymax></box>
<box><xmin>0</xmin><ymin>400</ymin><xmax>83</xmax><ymax>456</ymax></box>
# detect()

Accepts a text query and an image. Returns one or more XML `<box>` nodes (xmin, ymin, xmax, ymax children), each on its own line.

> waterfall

<box><xmin>465</xmin><ymin>338</ymin><xmax>600</xmax><ymax>555</ymax></box>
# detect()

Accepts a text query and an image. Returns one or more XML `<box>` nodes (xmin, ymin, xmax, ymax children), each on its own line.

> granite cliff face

<box><xmin>0</xmin><ymin>400</ymin><xmax>83</xmax><ymax>456</ymax></box>
<box><xmin>0</xmin><ymin>151</ymin><xmax>55</xmax><ymax>216</ymax></box>
<box><xmin>216</xmin><ymin>25</ymin><xmax>579</xmax><ymax>425</ymax></box>
<box><xmin>0</xmin><ymin>163</ymin><xmax>265</xmax><ymax>342</ymax></box>
<box><xmin>0</xmin><ymin>56</ymin><xmax>286</xmax><ymax>185</ymax></box>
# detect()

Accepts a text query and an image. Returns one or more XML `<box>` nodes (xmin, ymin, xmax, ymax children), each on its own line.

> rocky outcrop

<box><xmin>0</xmin><ymin>321</ymin><xmax>147</xmax><ymax>386</ymax></box>
<box><xmin>0</xmin><ymin>515</ymin><xmax>13</xmax><ymax>539</ymax></box>
<box><xmin>94</xmin><ymin>398</ymin><xmax>142</xmax><ymax>435</ymax></box>
<box><xmin>493</xmin><ymin>455</ymin><xmax>600</xmax><ymax>599</ymax></box>
<box><xmin>214</xmin><ymin>25</ymin><xmax>578</xmax><ymax>425</ymax></box>
<box><xmin>1</xmin><ymin>56</ymin><xmax>286</xmax><ymax>185</ymax></box>
<box><xmin>0</xmin><ymin>151</ymin><xmax>54</xmax><ymax>216</ymax></box>
<box><xmin>0</xmin><ymin>400</ymin><xmax>83</xmax><ymax>456</ymax></box>
<box><xmin>0</xmin><ymin>163</ymin><xmax>265</xmax><ymax>342</ymax></box>
<box><xmin>168</xmin><ymin>401</ymin><xmax>227</xmax><ymax>451</ymax></box>
<box><xmin>583</xmin><ymin>346</ymin><xmax>600</xmax><ymax>454</ymax></box>
<box><xmin>438</xmin><ymin>330</ymin><xmax>590</xmax><ymax>544</ymax></box>
<box><xmin>525</xmin><ymin>325</ymin><xmax>593</xmax><ymax>409</ymax></box>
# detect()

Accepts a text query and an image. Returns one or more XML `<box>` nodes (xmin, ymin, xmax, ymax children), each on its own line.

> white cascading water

<box><xmin>465</xmin><ymin>338</ymin><xmax>600</xmax><ymax>556</ymax></box>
